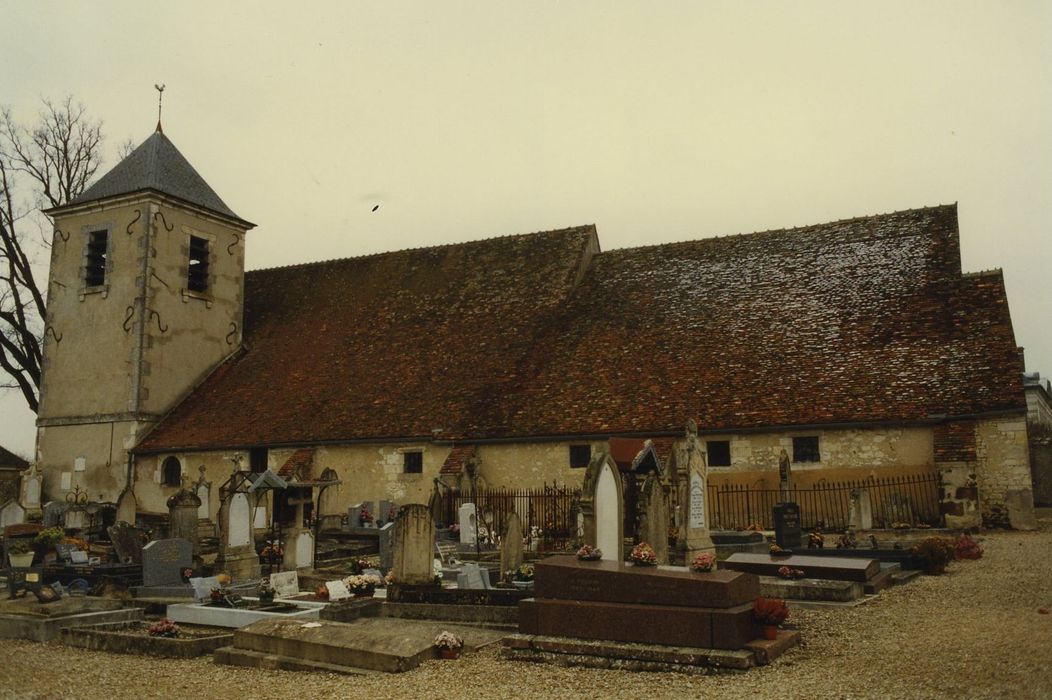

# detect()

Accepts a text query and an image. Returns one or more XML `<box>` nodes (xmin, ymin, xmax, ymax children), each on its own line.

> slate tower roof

<box><xmin>53</xmin><ymin>129</ymin><xmax>248</xmax><ymax>224</ymax></box>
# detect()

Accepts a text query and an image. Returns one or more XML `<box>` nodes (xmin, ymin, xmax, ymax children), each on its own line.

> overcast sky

<box><xmin>1</xmin><ymin>1</ymin><xmax>1050</xmax><ymax>458</ymax></box>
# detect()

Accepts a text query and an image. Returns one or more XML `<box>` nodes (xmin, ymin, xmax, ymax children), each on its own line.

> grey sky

<box><xmin>2</xmin><ymin>1</ymin><xmax>1050</xmax><ymax>457</ymax></box>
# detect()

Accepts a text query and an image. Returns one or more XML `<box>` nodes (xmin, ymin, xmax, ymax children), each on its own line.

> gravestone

<box><xmin>270</xmin><ymin>571</ymin><xmax>299</xmax><ymax>598</ymax></box>
<box><xmin>0</xmin><ymin>500</ymin><xmax>25</xmax><ymax>528</ymax></box>
<box><xmin>55</xmin><ymin>542</ymin><xmax>76</xmax><ymax>562</ymax></box>
<box><xmin>379</xmin><ymin>500</ymin><xmax>398</xmax><ymax>525</ymax></box>
<box><xmin>20</xmin><ymin>464</ymin><xmax>42</xmax><ymax>518</ymax></box>
<box><xmin>108</xmin><ymin>521</ymin><xmax>147</xmax><ymax>565</ymax></box>
<box><xmin>849</xmin><ymin>488</ymin><xmax>873</xmax><ymax>530</ymax></box>
<box><xmin>166</xmin><ymin>487</ymin><xmax>202</xmax><ymax>555</ymax></box>
<box><xmin>456</xmin><ymin>562</ymin><xmax>491</xmax><ymax>590</ymax></box>
<box><xmin>190</xmin><ymin>576</ymin><xmax>222</xmax><ymax>602</ymax></box>
<box><xmin>64</xmin><ymin>507</ymin><xmax>87</xmax><ymax>530</ymax></box>
<box><xmin>378</xmin><ymin>522</ymin><xmax>396</xmax><ymax>570</ymax></box>
<box><xmin>458</xmin><ymin>503</ymin><xmax>477</xmax><ymax>545</ymax></box>
<box><xmin>70</xmin><ymin>549</ymin><xmax>89</xmax><ymax>564</ymax></box>
<box><xmin>325</xmin><ymin>579</ymin><xmax>351</xmax><ymax>601</ymax></box>
<box><xmin>391</xmin><ymin>504</ymin><xmax>436</xmax><ymax>585</ymax></box>
<box><xmin>196</xmin><ymin>480</ymin><xmax>211</xmax><ymax>520</ymax></box>
<box><xmin>773</xmin><ymin>502</ymin><xmax>802</xmax><ymax>549</ymax></box>
<box><xmin>581</xmin><ymin>452</ymin><xmax>623</xmax><ymax>562</ymax></box>
<box><xmin>291</xmin><ymin>531</ymin><xmax>314</xmax><ymax>569</ymax></box>
<box><xmin>682</xmin><ymin>420</ymin><xmax>716</xmax><ymax>558</ymax></box>
<box><xmin>142</xmin><ymin>538</ymin><xmax>193</xmax><ymax>587</ymax></box>
<box><xmin>499</xmin><ymin>512</ymin><xmax>524</xmax><ymax>582</ymax></box>
<box><xmin>217</xmin><ymin>491</ymin><xmax>260</xmax><ymax>582</ymax></box>
<box><xmin>640</xmin><ymin>476</ymin><xmax>669</xmax><ymax>564</ymax></box>
<box><xmin>115</xmin><ymin>490</ymin><xmax>137</xmax><ymax>525</ymax></box>
<box><xmin>42</xmin><ymin>501</ymin><xmax>67</xmax><ymax>528</ymax></box>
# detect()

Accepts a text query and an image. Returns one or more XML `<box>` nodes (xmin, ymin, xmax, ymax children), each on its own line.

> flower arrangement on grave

<box><xmin>34</xmin><ymin>527</ymin><xmax>65</xmax><ymax>549</ymax></box>
<box><xmin>147</xmin><ymin>618</ymin><xmax>181</xmax><ymax>638</ymax></box>
<box><xmin>836</xmin><ymin>532</ymin><xmax>857</xmax><ymax>550</ymax></box>
<box><xmin>181</xmin><ymin>567</ymin><xmax>196</xmax><ymax>582</ymax></box>
<box><xmin>257</xmin><ymin>578</ymin><xmax>276</xmax><ymax>604</ymax></box>
<box><xmin>769</xmin><ymin>544</ymin><xmax>790</xmax><ymax>556</ymax></box>
<box><xmin>668</xmin><ymin>526</ymin><xmax>679</xmax><ymax>546</ymax></box>
<box><xmin>777</xmin><ymin>566</ymin><xmax>806</xmax><ymax>580</ymax></box>
<box><xmin>315</xmin><ymin>584</ymin><xmax>330</xmax><ymax>600</ymax></box>
<box><xmin>359</xmin><ymin>506</ymin><xmax>373</xmax><ymax>525</ymax></box>
<box><xmin>259</xmin><ymin>541</ymin><xmax>283</xmax><ymax>559</ymax></box>
<box><xmin>433</xmin><ymin>630</ymin><xmax>464</xmax><ymax>659</ymax></box>
<box><xmin>630</xmin><ymin>542</ymin><xmax>658</xmax><ymax>566</ymax></box>
<box><xmin>954</xmin><ymin>533</ymin><xmax>983</xmax><ymax>560</ymax></box>
<box><xmin>807</xmin><ymin>530</ymin><xmax>824</xmax><ymax>549</ymax></box>
<box><xmin>911</xmin><ymin>536</ymin><xmax>956</xmax><ymax>575</ymax></box>
<box><xmin>513</xmin><ymin>564</ymin><xmax>535</xmax><ymax>582</ymax></box>
<box><xmin>384</xmin><ymin>571</ymin><xmax>397</xmax><ymax>586</ymax></box>
<box><xmin>690</xmin><ymin>552</ymin><xmax>716</xmax><ymax>573</ymax></box>
<box><xmin>343</xmin><ymin>573</ymin><xmax>383</xmax><ymax>597</ymax></box>
<box><xmin>753</xmin><ymin>597</ymin><xmax>790</xmax><ymax>626</ymax></box>
<box><xmin>216</xmin><ymin>572</ymin><xmax>232</xmax><ymax>586</ymax></box>
<box><xmin>8</xmin><ymin>539</ymin><xmax>31</xmax><ymax>555</ymax></box>
<box><xmin>576</xmin><ymin>544</ymin><xmax>603</xmax><ymax>561</ymax></box>
<box><xmin>62</xmin><ymin>536</ymin><xmax>89</xmax><ymax>551</ymax></box>
<box><xmin>744</xmin><ymin>522</ymin><xmax>764</xmax><ymax>532</ymax></box>
<box><xmin>449</xmin><ymin>523</ymin><xmax>460</xmax><ymax>535</ymax></box>
<box><xmin>347</xmin><ymin>558</ymin><xmax>373</xmax><ymax>575</ymax></box>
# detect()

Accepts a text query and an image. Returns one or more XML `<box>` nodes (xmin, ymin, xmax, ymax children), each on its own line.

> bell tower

<box><xmin>38</xmin><ymin>125</ymin><xmax>254</xmax><ymax>504</ymax></box>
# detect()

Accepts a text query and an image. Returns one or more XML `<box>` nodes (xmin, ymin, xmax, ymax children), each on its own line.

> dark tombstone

<box><xmin>142</xmin><ymin>538</ymin><xmax>193</xmax><ymax>587</ymax></box>
<box><xmin>378</xmin><ymin>521</ymin><xmax>395</xmax><ymax>571</ymax></box>
<box><xmin>55</xmin><ymin>543</ymin><xmax>76</xmax><ymax>563</ymax></box>
<box><xmin>773</xmin><ymin>502</ymin><xmax>802</xmax><ymax>549</ymax></box>
<box><xmin>42</xmin><ymin>501</ymin><xmax>68</xmax><ymax>528</ymax></box>
<box><xmin>108</xmin><ymin>521</ymin><xmax>147</xmax><ymax>565</ymax></box>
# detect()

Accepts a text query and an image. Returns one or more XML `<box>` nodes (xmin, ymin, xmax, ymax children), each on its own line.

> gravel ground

<box><xmin>3</xmin><ymin>515</ymin><xmax>1051</xmax><ymax>700</ymax></box>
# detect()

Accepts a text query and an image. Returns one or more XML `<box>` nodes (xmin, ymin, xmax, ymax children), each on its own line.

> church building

<box><xmin>36</xmin><ymin>128</ymin><xmax>1034</xmax><ymax>531</ymax></box>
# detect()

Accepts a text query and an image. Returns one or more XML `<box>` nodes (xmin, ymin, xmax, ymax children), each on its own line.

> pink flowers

<box><xmin>630</xmin><ymin>542</ymin><xmax>657</xmax><ymax>565</ymax></box>
<box><xmin>690</xmin><ymin>553</ymin><xmax>716</xmax><ymax>573</ymax></box>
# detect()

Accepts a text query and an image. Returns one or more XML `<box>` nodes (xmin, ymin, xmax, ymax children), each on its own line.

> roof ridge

<box><xmin>962</xmin><ymin>268</ymin><xmax>1004</xmax><ymax>279</ymax></box>
<box><xmin>247</xmin><ymin>224</ymin><xmax>597</xmax><ymax>274</ymax></box>
<box><xmin>600</xmin><ymin>203</ymin><xmax>958</xmax><ymax>256</ymax></box>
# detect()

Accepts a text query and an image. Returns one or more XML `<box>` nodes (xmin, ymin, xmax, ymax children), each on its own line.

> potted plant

<box><xmin>257</xmin><ymin>578</ymin><xmax>276</xmax><ymax>605</ymax></box>
<box><xmin>630</xmin><ymin>542</ymin><xmax>657</xmax><ymax>566</ymax></box>
<box><xmin>359</xmin><ymin>506</ymin><xmax>373</xmax><ymax>527</ymax></box>
<box><xmin>954</xmin><ymin>533</ymin><xmax>983</xmax><ymax>560</ymax></box>
<box><xmin>7</xmin><ymin>540</ymin><xmax>35</xmax><ymax>568</ymax></box>
<box><xmin>576</xmin><ymin>544</ymin><xmax>602</xmax><ymax>561</ymax></box>
<box><xmin>753</xmin><ymin>597</ymin><xmax>790</xmax><ymax>640</ymax></box>
<box><xmin>690</xmin><ymin>552</ymin><xmax>716</xmax><ymax>573</ymax></box>
<box><xmin>433</xmin><ymin>630</ymin><xmax>464</xmax><ymax>659</ymax></box>
<box><xmin>512</xmin><ymin>563</ymin><xmax>535</xmax><ymax>590</ymax></box>
<box><xmin>911</xmin><ymin>536</ymin><xmax>956</xmax><ymax>575</ymax></box>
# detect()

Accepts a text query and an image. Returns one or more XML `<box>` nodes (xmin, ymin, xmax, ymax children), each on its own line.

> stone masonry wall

<box><xmin>974</xmin><ymin>416</ymin><xmax>1032</xmax><ymax>527</ymax></box>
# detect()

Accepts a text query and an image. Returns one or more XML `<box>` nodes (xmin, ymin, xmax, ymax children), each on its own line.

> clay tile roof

<box><xmin>649</xmin><ymin>437</ymin><xmax>676</xmax><ymax>469</ymax></box>
<box><xmin>440</xmin><ymin>445</ymin><xmax>477</xmax><ymax>476</ymax></box>
<box><xmin>136</xmin><ymin>204</ymin><xmax>1026</xmax><ymax>453</ymax></box>
<box><xmin>278</xmin><ymin>448</ymin><xmax>314</xmax><ymax>480</ymax></box>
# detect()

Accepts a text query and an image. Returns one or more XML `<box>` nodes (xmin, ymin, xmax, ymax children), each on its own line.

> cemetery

<box><xmin>0</xmin><ymin>437</ymin><xmax>1050</xmax><ymax>697</ymax></box>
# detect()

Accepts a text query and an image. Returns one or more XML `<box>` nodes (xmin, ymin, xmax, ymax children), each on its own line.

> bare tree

<box><xmin>0</xmin><ymin>97</ymin><xmax>105</xmax><ymax>413</ymax></box>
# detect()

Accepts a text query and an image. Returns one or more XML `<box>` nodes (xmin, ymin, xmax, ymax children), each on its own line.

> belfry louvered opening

<box><xmin>188</xmin><ymin>235</ymin><xmax>210</xmax><ymax>293</ymax></box>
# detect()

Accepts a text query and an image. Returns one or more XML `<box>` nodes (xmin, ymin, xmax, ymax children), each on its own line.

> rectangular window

<box><xmin>707</xmin><ymin>440</ymin><xmax>731</xmax><ymax>467</ymax></box>
<box><xmin>187</xmin><ymin>235</ymin><xmax>210</xmax><ymax>293</ymax></box>
<box><xmin>85</xmin><ymin>230</ymin><xmax>108</xmax><ymax>287</ymax></box>
<box><xmin>792</xmin><ymin>436</ymin><xmax>820</xmax><ymax>463</ymax></box>
<box><xmin>569</xmin><ymin>444</ymin><xmax>591</xmax><ymax>468</ymax></box>
<box><xmin>404</xmin><ymin>451</ymin><xmax>423</xmax><ymax>474</ymax></box>
<box><xmin>249</xmin><ymin>447</ymin><xmax>268</xmax><ymax>473</ymax></box>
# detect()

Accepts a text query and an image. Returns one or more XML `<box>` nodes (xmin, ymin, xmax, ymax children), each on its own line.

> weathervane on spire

<box><xmin>155</xmin><ymin>84</ymin><xmax>166</xmax><ymax>133</ymax></box>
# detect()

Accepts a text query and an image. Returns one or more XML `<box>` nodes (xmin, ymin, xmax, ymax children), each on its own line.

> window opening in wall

<box><xmin>569</xmin><ymin>444</ymin><xmax>591</xmax><ymax>468</ymax></box>
<box><xmin>404</xmin><ymin>451</ymin><xmax>423</xmax><ymax>474</ymax></box>
<box><xmin>161</xmin><ymin>456</ymin><xmax>181</xmax><ymax>486</ymax></box>
<box><xmin>707</xmin><ymin>440</ymin><xmax>731</xmax><ymax>467</ymax></box>
<box><xmin>85</xmin><ymin>230</ymin><xmax>108</xmax><ymax>286</ymax></box>
<box><xmin>249</xmin><ymin>447</ymin><xmax>268</xmax><ymax>473</ymax></box>
<box><xmin>188</xmin><ymin>235</ymin><xmax>210</xmax><ymax>293</ymax></box>
<box><xmin>793</xmin><ymin>436</ymin><xmax>820</xmax><ymax>463</ymax></box>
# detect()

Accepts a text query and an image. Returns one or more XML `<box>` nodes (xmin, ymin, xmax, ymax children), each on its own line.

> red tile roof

<box><xmin>136</xmin><ymin>205</ymin><xmax>1025</xmax><ymax>453</ymax></box>
<box><xmin>440</xmin><ymin>444</ymin><xmax>478</xmax><ymax>476</ymax></box>
<box><xmin>278</xmin><ymin>448</ymin><xmax>314</xmax><ymax>480</ymax></box>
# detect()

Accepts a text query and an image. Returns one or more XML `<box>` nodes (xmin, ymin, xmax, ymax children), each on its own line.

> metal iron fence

<box><xmin>435</xmin><ymin>483</ymin><xmax>581</xmax><ymax>549</ymax></box>
<box><xmin>706</xmin><ymin>471</ymin><xmax>943</xmax><ymax>531</ymax></box>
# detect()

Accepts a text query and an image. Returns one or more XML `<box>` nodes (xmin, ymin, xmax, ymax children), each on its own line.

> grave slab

<box><xmin>722</xmin><ymin>552</ymin><xmax>880</xmax><ymax>582</ymax></box>
<box><xmin>535</xmin><ymin>555</ymin><xmax>759</xmax><ymax>608</ymax></box>
<box><xmin>166</xmin><ymin>600</ymin><xmax>325</xmax><ymax>628</ymax></box>
<box><xmin>518</xmin><ymin>598</ymin><xmax>756</xmax><ymax>650</ymax></box>
<box><xmin>501</xmin><ymin>634</ymin><xmax>759</xmax><ymax>672</ymax></box>
<box><xmin>759</xmin><ymin>576</ymin><xmax>863</xmax><ymax>602</ymax></box>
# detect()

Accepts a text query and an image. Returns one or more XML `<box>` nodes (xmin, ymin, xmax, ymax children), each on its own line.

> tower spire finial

<box><xmin>154</xmin><ymin>84</ymin><xmax>166</xmax><ymax>133</ymax></box>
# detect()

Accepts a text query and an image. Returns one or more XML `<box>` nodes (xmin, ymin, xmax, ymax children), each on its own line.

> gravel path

<box><xmin>3</xmin><ymin>516</ymin><xmax>1051</xmax><ymax>700</ymax></box>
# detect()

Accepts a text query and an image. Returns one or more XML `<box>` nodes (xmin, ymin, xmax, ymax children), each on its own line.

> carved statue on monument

<box><xmin>778</xmin><ymin>448</ymin><xmax>792</xmax><ymax>501</ymax></box>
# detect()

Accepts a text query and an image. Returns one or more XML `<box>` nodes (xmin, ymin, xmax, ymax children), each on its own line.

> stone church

<box><xmin>36</xmin><ymin>127</ymin><xmax>1034</xmax><ymax>531</ymax></box>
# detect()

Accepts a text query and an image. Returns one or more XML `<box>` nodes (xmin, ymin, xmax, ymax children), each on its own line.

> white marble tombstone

<box><xmin>294</xmin><ymin>530</ymin><xmax>314</xmax><ymax>569</ymax></box>
<box><xmin>458</xmin><ymin>502</ymin><xmax>477</xmax><ymax>545</ymax></box>
<box><xmin>227</xmin><ymin>492</ymin><xmax>252</xmax><ymax>547</ymax></box>
<box><xmin>196</xmin><ymin>482</ymin><xmax>210</xmax><ymax>520</ymax></box>
<box><xmin>595</xmin><ymin>460</ymin><xmax>621</xmax><ymax>562</ymax></box>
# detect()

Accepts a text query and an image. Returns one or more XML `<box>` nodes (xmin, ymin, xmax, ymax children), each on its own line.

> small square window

<box><xmin>569</xmin><ymin>444</ymin><xmax>591</xmax><ymax>468</ymax></box>
<box><xmin>188</xmin><ymin>235</ymin><xmax>210</xmax><ymax>293</ymax></box>
<box><xmin>249</xmin><ymin>448</ymin><xmax>268</xmax><ymax>473</ymax></box>
<box><xmin>792</xmin><ymin>436</ymin><xmax>820</xmax><ymax>463</ymax></box>
<box><xmin>404</xmin><ymin>451</ymin><xmax>423</xmax><ymax>474</ymax></box>
<box><xmin>707</xmin><ymin>440</ymin><xmax>731</xmax><ymax>467</ymax></box>
<box><xmin>85</xmin><ymin>230</ymin><xmax>108</xmax><ymax>287</ymax></box>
